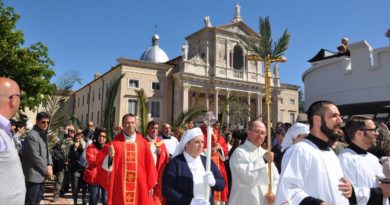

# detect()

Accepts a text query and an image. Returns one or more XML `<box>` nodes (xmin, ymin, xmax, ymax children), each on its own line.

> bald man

<box><xmin>229</xmin><ymin>120</ymin><xmax>279</xmax><ymax>205</ymax></box>
<box><xmin>0</xmin><ymin>77</ymin><xmax>26</xmax><ymax>204</ymax></box>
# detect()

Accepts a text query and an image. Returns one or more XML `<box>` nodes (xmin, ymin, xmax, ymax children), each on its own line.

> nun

<box><xmin>280</xmin><ymin>123</ymin><xmax>309</xmax><ymax>172</ymax></box>
<box><xmin>162</xmin><ymin>127</ymin><xmax>225</xmax><ymax>205</ymax></box>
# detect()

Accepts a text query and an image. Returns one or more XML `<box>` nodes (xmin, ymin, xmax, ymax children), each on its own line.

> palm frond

<box><xmin>68</xmin><ymin>115</ymin><xmax>82</xmax><ymax>129</ymax></box>
<box><xmin>103</xmin><ymin>74</ymin><xmax>124</xmax><ymax>140</ymax></box>
<box><xmin>172</xmin><ymin>107</ymin><xmax>206</xmax><ymax>129</ymax></box>
<box><xmin>135</xmin><ymin>88</ymin><xmax>149</xmax><ymax>136</ymax></box>
<box><xmin>259</xmin><ymin>16</ymin><xmax>273</xmax><ymax>59</ymax></box>
<box><xmin>43</xmin><ymin>71</ymin><xmax>81</xmax><ymax>143</ymax></box>
<box><xmin>272</xmin><ymin>29</ymin><xmax>290</xmax><ymax>58</ymax></box>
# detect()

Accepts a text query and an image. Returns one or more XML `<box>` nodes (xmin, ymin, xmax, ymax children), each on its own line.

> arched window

<box><xmin>233</xmin><ymin>45</ymin><xmax>244</xmax><ymax>70</ymax></box>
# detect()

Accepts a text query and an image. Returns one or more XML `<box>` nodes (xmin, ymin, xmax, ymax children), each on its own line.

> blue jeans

<box><xmin>89</xmin><ymin>184</ymin><xmax>107</xmax><ymax>205</ymax></box>
<box><xmin>25</xmin><ymin>182</ymin><xmax>44</xmax><ymax>205</ymax></box>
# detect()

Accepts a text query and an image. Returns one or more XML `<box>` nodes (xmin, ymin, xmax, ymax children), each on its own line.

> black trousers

<box><xmin>25</xmin><ymin>181</ymin><xmax>44</xmax><ymax>205</ymax></box>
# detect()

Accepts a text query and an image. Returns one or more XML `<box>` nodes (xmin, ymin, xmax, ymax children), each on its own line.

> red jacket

<box><xmin>83</xmin><ymin>143</ymin><xmax>105</xmax><ymax>185</ymax></box>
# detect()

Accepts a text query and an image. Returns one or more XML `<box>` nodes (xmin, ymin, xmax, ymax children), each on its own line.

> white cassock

<box><xmin>275</xmin><ymin>137</ymin><xmax>349</xmax><ymax>205</ymax></box>
<box><xmin>339</xmin><ymin>145</ymin><xmax>389</xmax><ymax>205</ymax></box>
<box><xmin>229</xmin><ymin>140</ymin><xmax>279</xmax><ymax>205</ymax></box>
<box><xmin>159</xmin><ymin>135</ymin><xmax>179</xmax><ymax>156</ymax></box>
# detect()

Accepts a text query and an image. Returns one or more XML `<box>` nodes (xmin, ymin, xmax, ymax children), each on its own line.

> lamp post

<box><xmin>248</xmin><ymin>54</ymin><xmax>286</xmax><ymax>197</ymax></box>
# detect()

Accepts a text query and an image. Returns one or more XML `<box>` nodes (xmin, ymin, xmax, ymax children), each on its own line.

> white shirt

<box><xmin>339</xmin><ymin>145</ymin><xmax>389</xmax><ymax>205</ymax></box>
<box><xmin>229</xmin><ymin>140</ymin><xmax>279</xmax><ymax>205</ymax></box>
<box><xmin>159</xmin><ymin>135</ymin><xmax>179</xmax><ymax>156</ymax></box>
<box><xmin>148</xmin><ymin>138</ymin><xmax>157</xmax><ymax>165</ymax></box>
<box><xmin>183</xmin><ymin>151</ymin><xmax>206</xmax><ymax>199</ymax></box>
<box><xmin>275</xmin><ymin>137</ymin><xmax>349</xmax><ymax>205</ymax></box>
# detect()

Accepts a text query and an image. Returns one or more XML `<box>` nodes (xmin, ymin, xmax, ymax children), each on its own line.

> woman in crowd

<box><xmin>84</xmin><ymin>128</ymin><xmax>109</xmax><ymax>205</ymax></box>
<box><xmin>162</xmin><ymin>128</ymin><xmax>225</xmax><ymax>205</ymax></box>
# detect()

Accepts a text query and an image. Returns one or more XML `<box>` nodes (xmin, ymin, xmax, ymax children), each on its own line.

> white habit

<box><xmin>275</xmin><ymin>136</ymin><xmax>349</xmax><ymax>205</ymax></box>
<box><xmin>339</xmin><ymin>144</ymin><xmax>389</xmax><ymax>205</ymax></box>
<box><xmin>229</xmin><ymin>140</ymin><xmax>279</xmax><ymax>205</ymax></box>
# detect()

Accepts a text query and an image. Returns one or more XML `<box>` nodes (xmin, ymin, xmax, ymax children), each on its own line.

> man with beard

<box><xmin>339</xmin><ymin>115</ymin><xmax>390</xmax><ymax>205</ymax></box>
<box><xmin>275</xmin><ymin>101</ymin><xmax>355</xmax><ymax>205</ymax></box>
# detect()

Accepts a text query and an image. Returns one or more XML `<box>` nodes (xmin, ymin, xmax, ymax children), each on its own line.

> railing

<box><xmin>233</xmin><ymin>70</ymin><xmax>244</xmax><ymax>78</ymax></box>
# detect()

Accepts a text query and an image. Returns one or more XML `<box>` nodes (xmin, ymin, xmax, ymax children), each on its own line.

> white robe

<box><xmin>275</xmin><ymin>138</ymin><xmax>349</xmax><ymax>205</ymax></box>
<box><xmin>229</xmin><ymin>140</ymin><xmax>279</xmax><ymax>205</ymax></box>
<box><xmin>338</xmin><ymin>146</ymin><xmax>389</xmax><ymax>205</ymax></box>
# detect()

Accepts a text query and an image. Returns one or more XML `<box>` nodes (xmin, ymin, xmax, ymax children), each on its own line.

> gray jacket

<box><xmin>22</xmin><ymin>125</ymin><xmax>52</xmax><ymax>183</ymax></box>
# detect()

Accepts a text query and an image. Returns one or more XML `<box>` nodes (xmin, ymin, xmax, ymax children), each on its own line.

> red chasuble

<box><xmin>149</xmin><ymin>138</ymin><xmax>169</xmax><ymax>205</ymax></box>
<box><xmin>97</xmin><ymin>133</ymin><xmax>157</xmax><ymax>205</ymax></box>
<box><xmin>200</xmin><ymin>124</ymin><xmax>229</xmax><ymax>202</ymax></box>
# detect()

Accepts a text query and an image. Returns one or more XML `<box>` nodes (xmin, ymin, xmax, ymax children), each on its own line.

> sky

<box><xmin>3</xmin><ymin>0</ymin><xmax>390</xmax><ymax>91</ymax></box>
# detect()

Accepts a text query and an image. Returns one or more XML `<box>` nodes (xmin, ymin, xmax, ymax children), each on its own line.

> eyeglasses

<box><xmin>250</xmin><ymin>129</ymin><xmax>266</xmax><ymax>135</ymax></box>
<box><xmin>358</xmin><ymin>128</ymin><xmax>379</xmax><ymax>133</ymax></box>
<box><xmin>8</xmin><ymin>94</ymin><xmax>21</xmax><ymax>100</ymax></box>
<box><xmin>41</xmin><ymin>121</ymin><xmax>50</xmax><ymax>125</ymax></box>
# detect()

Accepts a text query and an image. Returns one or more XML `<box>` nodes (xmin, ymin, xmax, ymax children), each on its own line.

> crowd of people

<box><xmin>1</xmin><ymin>76</ymin><xmax>390</xmax><ymax>205</ymax></box>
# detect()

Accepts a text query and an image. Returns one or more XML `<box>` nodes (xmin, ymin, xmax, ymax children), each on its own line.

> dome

<box><xmin>139</xmin><ymin>34</ymin><xmax>169</xmax><ymax>63</ymax></box>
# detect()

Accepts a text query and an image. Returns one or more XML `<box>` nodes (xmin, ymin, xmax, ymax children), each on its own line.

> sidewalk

<box><xmin>41</xmin><ymin>180</ymin><xmax>98</xmax><ymax>205</ymax></box>
<box><xmin>41</xmin><ymin>180</ymin><xmax>73</xmax><ymax>204</ymax></box>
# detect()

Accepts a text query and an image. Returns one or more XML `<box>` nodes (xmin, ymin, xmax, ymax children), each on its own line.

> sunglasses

<box><xmin>40</xmin><ymin>120</ymin><xmax>50</xmax><ymax>124</ymax></box>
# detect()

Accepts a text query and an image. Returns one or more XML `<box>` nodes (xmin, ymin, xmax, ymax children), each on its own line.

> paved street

<box><xmin>41</xmin><ymin>180</ymin><xmax>102</xmax><ymax>205</ymax></box>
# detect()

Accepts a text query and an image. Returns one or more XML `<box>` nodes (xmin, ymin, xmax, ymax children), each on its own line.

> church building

<box><xmin>72</xmin><ymin>4</ymin><xmax>299</xmax><ymax>128</ymax></box>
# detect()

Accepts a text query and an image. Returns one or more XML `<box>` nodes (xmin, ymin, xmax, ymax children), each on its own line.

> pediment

<box><xmin>216</xmin><ymin>21</ymin><xmax>258</xmax><ymax>38</ymax></box>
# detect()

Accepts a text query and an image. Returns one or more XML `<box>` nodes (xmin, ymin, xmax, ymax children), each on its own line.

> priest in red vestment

<box><xmin>200</xmin><ymin>123</ymin><xmax>229</xmax><ymax>204</ymax></box>
<box><xmin>145</xmin><ymin>121</ymin><xmax>169</xmax><ymax>205</ymax></box>
<box><xmin>97</xmin><ymin>113</ymin><xmax>157</xmax><ymax>205</ymax></box>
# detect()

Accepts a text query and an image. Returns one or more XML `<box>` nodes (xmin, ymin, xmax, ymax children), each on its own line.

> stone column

<box><xmin>205</xmin><ymin>91</ymin><xmax>209</xmax><ymax>111</ymax></box>
<box><xmin>214</xmin><ymin>89</ymin><xmax>219</xmax><ymax>120</ymax></box>
<box><xmin>256</xmin><ymin>92</ymin><xmax>262</xmax><ymax>121</ymax></box>
<box><xmin>182</xmin><ymin>83</ymin><xmax>190</xmax><ymax>112</ymax></box>
<box><xmin>247</xmin><ymin>92</ymin><xmax>251</xmax><ymax>122</ymax></box>
<box><xmin>226</xmin><ymin>90</ymin><xmax>231</xmax><ymax>125</ymax></box>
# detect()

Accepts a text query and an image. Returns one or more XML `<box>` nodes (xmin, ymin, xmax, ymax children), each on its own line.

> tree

<box><xmin>135</xmin><ymin>88</ymin><xmax>149</xmax><ymax>136</ymax></box>
<box><xmin>298</xmin><ymin>88</ymin><xmax>305</xmax><ymax>112</ymax></box>
<box><xmin>0</xmin><ymin>2</ymin><xmax>56</xmax><ymax>110</ymax></box>
<box><xmin>103</xmin><ymin>74</ymin><xmax>124</xmax><ymax>140</ymax></box>
<box><xmin>41</xmin><ymin>71</ymin><xmax>81</xmax><ymax>148</ymax></box>
<box><xmin>172</xmin><ymin>107</ymin><xmax>206</xmax><ymax>130</ymax></box>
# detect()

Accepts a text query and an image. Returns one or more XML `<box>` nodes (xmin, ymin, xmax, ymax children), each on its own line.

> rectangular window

<box><xmin>82</xmin><ymin>95</ymin><xmax>85</xmax><ymax>106</ymax></box>
<box><xmin>150</xmin><ymin>101</ymin><xmax>160</xmax><ymax>118</ymax></box>
<box><xmin>86</xmin><ymin>113</ymin><xmax>89</xmax><ymax>124</ymax></box>
<box><xmin>290</xmin><ymin>113</ymin><xmax>296</xmax><ymax>124</ymax></box>
<box><xmin>129</xmin><ymin>79</ymin><xmax>139</xmax><ymax>88</ymax></box>
<box><xmin>91</xmin><ymin>112</ymin><xmax>93</xmax><ymax>122</ymax></box>
<box><xmin>152</xmin><ymin>82</ymin><xmax>161</xmax><ymax>91</ymax></box>
<box><xmin>97</xmin><ymin>111</ymin><xmax>100</xmax><ymax>124</ymax></box>
<box><xmin>92</xmin><ymin>91</ymin><xmax>95</xmax><ymax>103</ymax></box>
<box><xmin>279</xmin><ymin>110</ymin><xmax>284</xmax><ymax>122</ymax></box>
<box><xmin>98</xmin><ymin>87</ymin><xmax>101</xmax><ymax>100</ymax></box>
<box><xmin>128</xmin><ymin>99</ymin><xmax>138</xmax><ymax>115</ymax></box>
<box><xmin>81</xmin><ymin>114</ymin><xmax>83</xmax><ymax>125</ymax></box>
<box><xmin>78</xmin><ymin>98</ymin><xmax>80</xmax><ymax>108</ymax></box>
<box><xmin>289</xmin><ymin>99</ymin><xmax>295</xmax><ymax>105</ymax></box>
<box><xmin>280</xmin><ymin>98</ymin><xmax>283</xmax><ymax>104</ymax></box>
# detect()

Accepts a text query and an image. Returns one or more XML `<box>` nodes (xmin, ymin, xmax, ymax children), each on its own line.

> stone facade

<box><xmin>71</xmin><ymin>8</ymin><xmax>299</xmax><ymax>128</ymax></box>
